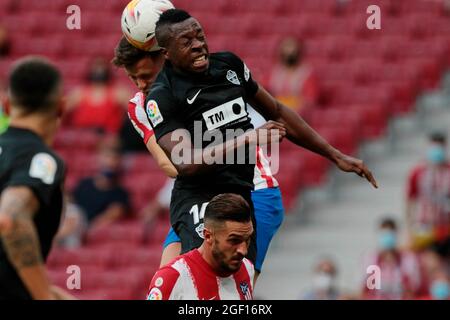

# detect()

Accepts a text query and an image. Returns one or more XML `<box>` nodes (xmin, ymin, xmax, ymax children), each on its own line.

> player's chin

<box><xmin>228</xmin><ymin>259</ymin><xmax>243</xmax><ymax>271</ymax></box>
<box><xmin>191</xmin><ymin>57</ymin><xmax>209</xmax><ymax>73</ymax></box>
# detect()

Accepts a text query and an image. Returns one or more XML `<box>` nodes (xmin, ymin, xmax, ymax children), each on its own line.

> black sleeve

<box><xmin>145</xmin><ymin>84</ymin><xmax>184</xmax><ymax>141</ymax></box>
<box><xmin>6</xmin><ymin>151</ymin><xmax>65</xmax><ymax>207</ymax></box>
<box><xmin>221</xmin><ymin>51</ymin><xmax>259</xmax><ymax>97</ymax></box>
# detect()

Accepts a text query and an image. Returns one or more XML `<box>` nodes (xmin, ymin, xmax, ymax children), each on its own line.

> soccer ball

<box><xmin>121</xmin><ymin>0</ymin><xmax>175</xmax><ymax>52</ymax></box>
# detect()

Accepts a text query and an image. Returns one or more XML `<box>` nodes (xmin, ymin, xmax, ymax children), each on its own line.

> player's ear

<box><xmin>56</xmin><ymin>96</ymin><xmax>66</xmax><ymax>119</ymax></box>
<box><xmin>203</xmin><ymin>227</ymin><xmax>213</xmax><ymax>244</ymax></box>
<box><xmin>161</xmin><ymin>47</ymin><xmax>169</xmax><ymax>60</ymax></box>
<box><xmin>2</xmin><ymin>96</ymin><xmax>10</xmax><ymax>116</ymax></box>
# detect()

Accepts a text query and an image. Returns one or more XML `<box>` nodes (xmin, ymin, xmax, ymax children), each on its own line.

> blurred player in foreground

<box><xmin>0</xmin><ymin>57</ymin><xmax>74</xmax><ymax>299</ymax></box>
<box><xmin>147</xmin><ymin>193</ymin><xmax>255</xmax><ymax>300</ymax></box>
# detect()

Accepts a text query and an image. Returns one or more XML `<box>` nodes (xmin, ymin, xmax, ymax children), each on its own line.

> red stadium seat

<box><xmin>85</xmin><ymin>221</ymin><xmax>145</xmax><ymax>247</ymax></box>
<box><xmin>11</xmin><ymin>36</ymin><xmax>64</xmax><ymax>59</ymax></box>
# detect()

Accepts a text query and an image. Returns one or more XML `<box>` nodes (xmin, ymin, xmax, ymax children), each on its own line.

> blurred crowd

<box><xmin>300</xmin><ymin>132</ymin><xmax>450</xmax><ymax>300</ymax></box>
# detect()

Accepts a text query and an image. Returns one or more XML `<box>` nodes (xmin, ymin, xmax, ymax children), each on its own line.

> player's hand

<box><xmin>333</xmin><ymin>153</ymin><xmax>378</xmax><ymax>188</ymax></box>
<box><xmin>254</xmin><ymin>120</ymin><xmax>287</xmax><ymax>145</ymax></box>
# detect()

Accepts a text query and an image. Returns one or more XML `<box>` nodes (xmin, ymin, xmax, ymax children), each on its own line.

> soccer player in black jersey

<box><xmin>0</xmin><ymin>58</ymin><xmax>72</xmax><ymax>299</ymax></box>
<box><xmin>146</xmin><ymin>9</ymin><xmax>378</xmax><ymax>263</ymax></box>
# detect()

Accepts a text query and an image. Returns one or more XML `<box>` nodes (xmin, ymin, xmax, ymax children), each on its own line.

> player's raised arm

<box><xmin>249</xmin><ymin>84</ymin><xmax>378</xmax><ymax>189</ymax></box>
<box><xmin>0</xmin><ymin>186</ymin><xmax>52</xmax><ymax>300</ymax></box>
<box><xmin>157</xmin><ymin>121</ymin><xmax>286</xmax><ymax>177</ymax></box>
<box><xmin>127</xmin><ymin>94</ymin><xmax>178</xmax><ymax>178</ymax></box>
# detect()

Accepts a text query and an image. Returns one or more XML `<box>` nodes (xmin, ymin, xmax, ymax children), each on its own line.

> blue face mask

<box><xmin>431</xmin><ymin>281</ymin><xmax>450</xmax><ymax>300</ymax></box>
<box><xmin>427</xmin><ymin>145</ymin><xmax>446</xmax><ymax>165</ymax></box>
<box><xmin>378</xmin><ymin>230</ymin><xmax>397</xmax><ymax>250</ymax></box>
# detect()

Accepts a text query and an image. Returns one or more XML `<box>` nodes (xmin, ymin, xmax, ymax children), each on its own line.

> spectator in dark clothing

<box><xmin>72</xmin><ymin>139</ymin><xmax>130</xmax><ymax>228</ymax></box>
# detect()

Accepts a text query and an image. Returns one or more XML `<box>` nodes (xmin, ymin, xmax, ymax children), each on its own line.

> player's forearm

<box><xmin>277</xmin><ymin>102</ymin><xmax>342</xmax><ymax>162</ymax></box>
<box><xmin>1</xmin><ymin>213</ymin><xmax>51</xmax><ymax>299</ymax></box>
<box><xmin>175</xmin><ymin>133</ymin><xmax>252</xmax><ymax>177</ymax></box>
<box><xmin>146</xmin><ymin>136</ymin><xmax>178</xmax><ymax>178</ymax></box>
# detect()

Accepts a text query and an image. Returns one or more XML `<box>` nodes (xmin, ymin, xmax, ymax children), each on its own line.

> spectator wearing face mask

<box><xmin>417</xmin><ymin>269</ymin><xmax>450</xmax><ymax>300</ymax></box>
<box><xmin>406</xmin><ymin>131</ymin><xmax>450</xmax><ymax>257</ymax></box>
<box><xmin>362</xmin><ymin>218</ymin><xmax>424</xmax><ymax>300</ymax></box>
<box><xmin>72</xmin><ymin>138</ymin><xmax>130</xmax><ymax>229</ymax></box>
<box><xmin>65</xmin><ymin>58</ymin><xmax>130</xmax><ymax>134</ymax></box>
<box><xmin>268</xmin><ymin>37</ymin><xmax>319</xmax><ymax>112</ymax></box>
<box><xmin>302</xmin><ymin>257</ymin><xmax>341</xmax><ymax>300</ymax></box>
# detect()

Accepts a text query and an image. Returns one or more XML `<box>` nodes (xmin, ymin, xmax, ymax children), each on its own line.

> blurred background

<box><xmin>1</xmin><ymin>0</ymin><xmax>450</xmax><ymax>300</ymax></box>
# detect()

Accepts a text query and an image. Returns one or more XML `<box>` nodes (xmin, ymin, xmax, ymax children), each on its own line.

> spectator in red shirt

<box><xmin>268</xmin><ymin>37</ymin><xmax>319</xmax><ymax>112</ymax></box>
<box><xmin>66</xmin><ymin>58</ymin><xmax>129</xmax><ymax>134</ymax></box>
<box><xmin>362</xmin><ymin>218</ymin><xmax>423</xmax><ymax>300</ymax></box>
<box><xmin>406</xmin><ymin>131</ymin><xmax>450</xmax><ymax>256</ymax></box>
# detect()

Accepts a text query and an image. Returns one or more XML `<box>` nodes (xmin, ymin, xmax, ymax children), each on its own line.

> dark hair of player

<box><xmin>155</xmin><ymin>9</ymin><xmax>192</xmax><ymax>48</ymax></box>
<box><xmin>112</xmin><ymin>36</ymin><xmax>161</xmax><ymax>68</ymax></box>
<box><xmin>8</xmin><ymin>57</ymin><xmax>61</xmax><ymax>114</ymax></box>
<box><xmin>204</xmin><ymin>193</ymin><xmax>251</xmax><ymax>228</ymax></box>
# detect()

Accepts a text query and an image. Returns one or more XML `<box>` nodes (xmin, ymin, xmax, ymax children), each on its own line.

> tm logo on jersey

<box><xmin>202</xmin><ymin>97</ymin><xmax>247</xmax><ymax>131</ymax></box>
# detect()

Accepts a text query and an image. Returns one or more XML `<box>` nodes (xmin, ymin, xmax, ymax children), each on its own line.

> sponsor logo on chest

<box><xmin>202</xmin><ymin>97</ymin><xmax>247</xmax><ymax>131</ymax></box>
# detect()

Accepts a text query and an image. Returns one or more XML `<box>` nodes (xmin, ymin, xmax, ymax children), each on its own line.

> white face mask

<box><xmin>313</xmin><ymin>273</ymin><xmax>334</xmax><ymax>291</ymax></box>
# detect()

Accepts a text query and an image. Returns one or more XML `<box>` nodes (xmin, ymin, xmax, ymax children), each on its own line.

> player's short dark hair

<box><xmin>155</xmin><ymin>9</ymin><xmax>192</xmax><ymax>48</ymax></box>
<box><xmin>379</xmin><ymin>217</ymin><xmax>397</xmax><ymax>230</ymax></box>
<box><xmin>112</xmin><ymin>36</ymin><xmax>161</xmax><ymax>68</ymax></box>
<box><xmin>429</xmin><ymin>131</ymin><xmax>447</xmax><ymax>145</ymax></box>
<box><xmin>9</xmin><ymin>57</ymin><xmax>61</xmax><ymax>114</ymax></box>
<box><xmin>204</xmin><ymin>193</ymin><xmax>251</xmax><ymax>228</ymax></box>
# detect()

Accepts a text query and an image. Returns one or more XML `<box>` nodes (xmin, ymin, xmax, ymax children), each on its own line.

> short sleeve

<box><xmin>147</xmin><ymin>266</ymin><xmax>181</xmax><ymax>300</ymax></box>
<box><xmin>222</xmin><ymin>52</ymin><xmax>259</xmax><ymax>97</ymax></box>
<box><xmin>128</xmin><ymin>92</ymin><xmax>154</xmax><ymax>144</ymax></box>
<box><xmin>145</xmin><ymin>85</ymin><xmax>184</xmax><ymax>141</ymax></box>
<box><xmin>7</xmin><ymin>151</ymin><xmax>64</xmax><ymax>207</ymax></box>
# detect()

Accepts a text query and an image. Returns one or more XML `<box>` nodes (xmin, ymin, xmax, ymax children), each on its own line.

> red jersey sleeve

<box><xmin>128</xmin><ymin>92</ymin><xmax>154</xmax><ymax>144</ymax></box>
<box><xmin>146</xmin><ymin>266</ymin><xmax>180</xmax><ymax>300</ymax></box>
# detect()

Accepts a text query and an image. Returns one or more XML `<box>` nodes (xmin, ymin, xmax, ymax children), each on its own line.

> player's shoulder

<box><xmin>211</xmin><ymin>51</ymin><xmax>244</xmax><ymax>67</ymax></box>
<box><xmin>1</xmin><ymin>128</ymin><xmax>63</xmax><ymax>167</ymax></box>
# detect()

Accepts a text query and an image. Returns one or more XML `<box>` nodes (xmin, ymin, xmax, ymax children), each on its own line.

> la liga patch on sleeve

<box><xmin>147</xmin><ymin>287</ymin><xmax>163</xmax><ymax>300</ymax></box>
<box><xmin>29</xmin><ymin>152</ymin><xmax>57</xmax><ymax>184</ymax></box>
<box><xmin>146</xmin><ymin>99</ymin><xmax>164</xmax><ymax>127</ymax></box>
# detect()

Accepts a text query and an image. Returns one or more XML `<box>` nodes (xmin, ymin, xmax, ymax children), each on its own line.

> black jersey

<box><xmin>0</xmin><ymin>127</ymin><xmax>65</xmax><ymax>299</ymax></box>
<box><xmin>146</xmin><ymin>51</ymin><xmax>259</xmax><ymax>190</ymax></box>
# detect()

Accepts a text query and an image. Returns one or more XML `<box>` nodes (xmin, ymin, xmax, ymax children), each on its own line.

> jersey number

<box><xmin>189</xmin><ymin>202</ymin><xmax>209</xmax><ymax>225</ymax></box>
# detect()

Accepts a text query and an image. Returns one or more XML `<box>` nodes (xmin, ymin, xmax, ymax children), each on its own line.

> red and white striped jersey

<box><xmin>127</xmin><ymin>92</ymin><xmax>154</xmax><ymax>144</ymax></box>
<box><xmin>146</xmin><ymin>249</ymin><xmax>255</xmax><ymax>300</ymax></box>
<box><xmin>127</xmin><ymin>92</ymin><xmax>278</xmax><ymax>190</ymax></box>
<box><xmin>248</xmin><ymin>105</ymin><xmax>279</xmax><ymax>190</ymax></box>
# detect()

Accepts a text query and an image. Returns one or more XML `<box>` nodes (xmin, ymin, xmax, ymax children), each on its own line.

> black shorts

<box><xmin>170</xmin><ymin>186</ymin><xmax>257</xmax><ymax>265</ymax></box>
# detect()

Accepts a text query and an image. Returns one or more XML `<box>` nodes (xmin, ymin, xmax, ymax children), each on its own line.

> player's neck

<box><xmin>9</xmin><ymin>114</ymin><xmax>57</xmax><ymax>146</ymax></box>
<box><xmin>198</xmin><ymin>245</ymin><xmax>232</xmax><ymax>278</ymax></box>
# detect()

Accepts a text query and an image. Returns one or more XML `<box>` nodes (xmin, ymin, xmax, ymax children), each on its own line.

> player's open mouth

<box><xmin>193</xmin><ymin>55</ymin><xmax>208</xmax><ymax>68</ymax></box>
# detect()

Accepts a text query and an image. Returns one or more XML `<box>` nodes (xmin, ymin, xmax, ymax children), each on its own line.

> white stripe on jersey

<box><xmin>170</xmin><ymin>258</ymin><xmax>199</xmax><ymax>300</ymax></box>
<box><xmin>218</xmin><ymin>276</ymin><xmax>242</xmax><ymax>300</ymax></box>
<box><xmin>248</xmin><ymin>104</ymin><xmax>279</xmax><ymax>190</ymax></box>
<box><xmin>167</xmin><ymin>256</ymin><xmax>254</xmax><ymax>300</ymax></box>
